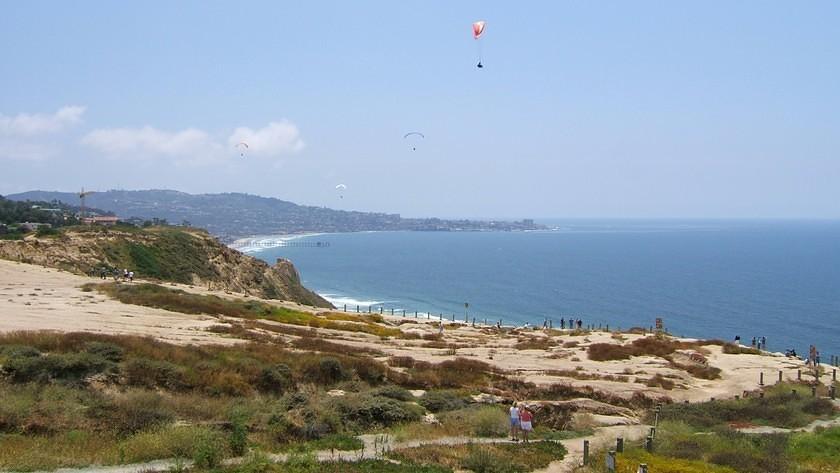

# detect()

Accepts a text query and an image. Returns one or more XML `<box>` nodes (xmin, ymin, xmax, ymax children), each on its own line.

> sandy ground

<box><xmin>0</xmin><ymin>259</ymin><xmax>237</xmax><ymax>345</ymax></box>
<box><xmin>0</xmin><ymin>259</ymin><xmax>815</xmax><ymax>403</ymax></box>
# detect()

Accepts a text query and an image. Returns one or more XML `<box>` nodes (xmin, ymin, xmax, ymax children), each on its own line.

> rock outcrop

<box><xmin>0</xmin><ymin>226</ymin><xmax>331</xmax><ymax>308</ymax></box>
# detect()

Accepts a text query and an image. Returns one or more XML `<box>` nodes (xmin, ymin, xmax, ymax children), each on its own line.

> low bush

<box><xmin>419</xmin><ymin>391</ymin><xmax>469</xmax><ymax>413</ymax></box>
<box><xmin>514</xmin><ymin>337</ymin><xmax>555</xmax><ymax>350</ymax></box>
<box><xmin>92</xmin><ymin>390</ymin><xmax>174</xmax><ymax>436</ymax></box>
<box><xmin>372</xmin><ymin>385</ymin><xmax>414</xmax><ymax>402</ymax></box>
<box><xmin>257</xmin><ymin>364</ymin><xmax>294</xmax><ymax>394</ymax></box>
<box><xmin>331</xmin><ymin>395</ymin><xmax>423</xmax><ymax>430</ymax></box>
<box><xmin>122</xmin><ymin>358</ymin><xmax>185</xmax><ymax>390</ymax></box>
<box><xmin>654</xmin><ymin>387</ymin><xmax>836</xmax><ymax>429</ymax></box>
<box><xmin>722</xmin><ymin>343</ymin><xmax>761</xmax><ymax>355</ymax></box>
<box><xmin>1</xmin><ymin>351</ymin><xmax>113</xmax><ymax>383</ymax></box>
<box><xmin>389</xmin><ymin>441</ymin><xmax>567</xmax><ymax>473</ymax></box>
<box><xmin>643</xmin><ymin>374</ymin><xmax>676</xmax><ymax>390</ymax></box>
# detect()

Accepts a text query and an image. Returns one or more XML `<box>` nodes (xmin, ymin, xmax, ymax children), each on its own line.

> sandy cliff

<box><xmin>0</xmin><ymin>226</ymin><xmax>331</xmax><ymax>308</ymax></box>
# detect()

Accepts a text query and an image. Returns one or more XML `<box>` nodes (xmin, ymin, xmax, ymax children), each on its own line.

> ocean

<box><xmin>249</xmin><ymin>220</ymin><xmax>840</xmax><ymax>358</ymax></box>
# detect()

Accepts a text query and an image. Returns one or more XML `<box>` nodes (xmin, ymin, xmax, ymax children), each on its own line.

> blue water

<box><xmin>252</xmin><ymin>220</ymin><xmax>840</xmax><ymax>357</ymax></box>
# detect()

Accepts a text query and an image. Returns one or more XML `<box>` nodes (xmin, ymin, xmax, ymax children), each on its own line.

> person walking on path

<box><xmin>128</xmin><ymin>271</ymin><xmax>134</xmax><ymax>282</ymax></box>
<box><xmin>519</xmin><ymin>406</ymin><xmax>534</xmax><ymax>443</ymax></box>
<box><xmin>509</xmin><ymin>402</ymin><xmax>521</xmax><ymax>441</ymax></box>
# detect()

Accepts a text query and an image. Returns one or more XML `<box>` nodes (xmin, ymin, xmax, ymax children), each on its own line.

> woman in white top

<box><xmin>509</xmin><ymin>402</ymin><xmax>520</xmax><ymax>441</ymax></box>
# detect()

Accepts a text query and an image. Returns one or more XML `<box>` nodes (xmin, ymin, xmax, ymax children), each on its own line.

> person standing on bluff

<box><xmin>509</xmin><ymin>402</ymin><xmax>521</xmax><ymax>441</ymax></box>
<box><xmin>519</xmin><ymin>406</ymin><xmax>534</xmax><ymax>443</ymax></box>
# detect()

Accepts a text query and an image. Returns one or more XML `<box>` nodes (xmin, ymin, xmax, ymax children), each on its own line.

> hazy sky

<box><xmin>2</xmin><ymin>1</ymin><xmax>838</xmax><ymax>218</ymax></box>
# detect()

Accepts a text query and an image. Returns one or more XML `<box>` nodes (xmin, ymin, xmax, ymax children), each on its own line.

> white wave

<box><xmin>229</xmin><ymin>233</ymin><xmax>325</xmax><ymax>253</ymax></box>
<box><xmin>321</xmin><ymin>294</ymin><xmax>387</xmax><ymax>308</ymax></box>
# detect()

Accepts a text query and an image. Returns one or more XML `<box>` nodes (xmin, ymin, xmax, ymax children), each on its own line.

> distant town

<box><xmin>5</xmin><ymin>190</ymin><xmax>546</xmax><ymax>242</ymax></box>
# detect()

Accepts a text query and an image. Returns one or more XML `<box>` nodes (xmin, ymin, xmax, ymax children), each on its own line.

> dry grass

<box><xmin>514</xmin><ymin>337</ymin><xmax>557</xmax><ymax>350</ymax></box>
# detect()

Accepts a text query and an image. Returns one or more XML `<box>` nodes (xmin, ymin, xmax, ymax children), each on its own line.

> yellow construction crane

<box><xmin>79</xmin><ymin>188</ymin><xmax>95</xmax><ymax>222</ymax></box>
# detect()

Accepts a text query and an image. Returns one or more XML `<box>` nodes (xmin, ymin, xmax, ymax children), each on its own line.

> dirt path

<box><xmin>17</xmin><ymin>430</ymin><xmax>607</xmax><ymax>473</ymax></box>
<box><xmin>532</xmin><ymin>424</ymin><xmax>651</xmax><ymax>473</ymax></box>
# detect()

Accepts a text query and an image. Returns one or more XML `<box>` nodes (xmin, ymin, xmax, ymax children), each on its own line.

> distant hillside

<box><xmin>8</xmin><ymin>190</ymin><xmax>544</xmax><ymax>241</ymax></box>
<box><xmin>0</xmin><ymin>225</ymin><xmax>331</xmax><ymax>308</ymax></box>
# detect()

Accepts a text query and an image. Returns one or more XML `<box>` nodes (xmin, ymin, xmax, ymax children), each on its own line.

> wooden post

<box><xmin>830</xmin><ymin>385</ymin><xmax>836</xmax><ymax>400</ymax></box>
<box><xmin>760</xmin><ymin>372</ymin><xmax>764</xmax><ymax>385</ymax></box>
<box><xmin>606</xmin><ymin>450</ymin><xmax>616</xmax><ymax>472</ymax></box>
<box><xmin>343</xmin><ymin>304</ymin><xmax>347</xmax><ymax>312</ymax></box>
<box><xmin>649</xmin><ymin>427</ymin><xmax>656</xmax><ymax>439</ymax></box>
<box><xmin>645</xmin><ymin>436</ymin><xmax>653</xmax><ymax>452</ymax></box>
<box><xmin>833</xmin><ymin>369</ymin><xmax>836</xmax><ymax>381</ymax></box>
<box><xmin>356</xmin><ymin>305</ymin><xmax>360</xmax><ymax>313</ymax></box>
<box><xmin>812</xmin><ymin>385</ymin><xmax>817</xmax><ymax>397</ymax></box>
<box><xmin>616</xmin><ymin>437</ymin><xmax>624</xmax><ymax>453</ymax></box>
<box><xmin>778</xmin><ymin>371</ymin><xmax>783</xmax><ymax>383</ymax></box>
<box><xmin>583</xmin><ymin>440</ymin><xmax>590</xmax><ymax>465</ymax></box>
<box><xmin>798</xmin><ymin>369</ymin><xmax>801</xmax><ymax>381</ymax></box>
<box><xmin>391</xmin><ymin>308</ymin><xmax>394</xmax><ymax>315</ymax></box>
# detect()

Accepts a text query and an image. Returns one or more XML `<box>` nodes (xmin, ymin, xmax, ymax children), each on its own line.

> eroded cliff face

<box><xmin>0</xmin><ymin>227</ymin><xmax>332</xmax><ymax>308</ymax></box>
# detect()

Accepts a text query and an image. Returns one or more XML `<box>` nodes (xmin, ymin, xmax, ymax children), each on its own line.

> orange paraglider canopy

<box><xmin>472</xmin><ymin>21</ymin><xmax>486</xmax><ymax>39</ymax></box>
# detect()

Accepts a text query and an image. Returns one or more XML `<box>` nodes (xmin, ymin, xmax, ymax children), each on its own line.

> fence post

<box><xmin>759</xmin><ymin>372</ymin><xmax>764</xmax><ymax>385</ymax></box>
<box><xmin>830</xmin><ymin>386</ymin><xmax>836</xmax><ymax>400</ymax></box>
<box><xmin>798</xmin><ymin>369</ymin><xmax>801</xmax><ymax>381</ymax></box>
<box><xmin>649</xmin><ymin>427</ymin><xmax>656</xmax><ymax>439</ymax></box>
<box><xmin>833</xmin><ymin>369</ymin><xmax>837</xmax><ymax>381</ymax></box>
<box><xmin>812</xmin><ymin>385</ymin><xmax>817</xmax><ymax>397</ymax></box>
<box><xmin>343</xmin><ymin>304</ymin><xmax>347</xmax><ymax>312</ymax></box>
<box><xmin>645</xmin><ymin>436</ymin><xmax>653</xmax><ymax>452</ymax></box>
<box><xmin>583</xmin><ymin>440</ymin><xmax>590</xmax><ymax>465</ymax></box>
<box><xmin>606</xmin><ymin>450</ymin><xmax>616</xmax><ymax>472</ymax></box>
<box><xmin>616</xmin><ymin>437</ymin><xmax>624</xmax><ymax>453</ymax></box>
<box><xmin>391</xmin><ymin>308</ymin><xmax>394</xmax><ymax>316</ymax></box>
<box><xmin>778</xmin><ymin>371</ymin><xmax>783</xmax><ymax>383</ymax></box>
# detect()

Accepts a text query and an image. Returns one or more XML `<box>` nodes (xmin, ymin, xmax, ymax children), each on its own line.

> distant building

<box><xmin>82</xmin><ymin>216</ymin><xmax>120</xmax><ymax>226</ymax></box>
<box><xmin>19</xmin><ymin>222</ymin><xmax>52</xmax><ymax>232</ymax></box>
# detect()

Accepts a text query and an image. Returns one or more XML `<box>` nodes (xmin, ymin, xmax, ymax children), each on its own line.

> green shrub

<box><xmin>84</xmin><ymin>342</ymin><xmax>124</xmax><ymax>362</ymax></box>
<box><xmin>419</xmin><ymin>391</ymin><xmax>468</xmax><ymax>413</ymax></box>
<box><xmin>305</xmin><ymin>357</ymin><xmax>346</xmax><ymax>385</ymax></box>
<box><xmin>228</xmin><ymin>409</ymin><xmax>249</xmax><ymax>456</ymax></box>
<box><xmin>333</xmin><ymin>395</ymin><xmax>423</xmax><ymax>429</ymax></box>
<box><xmin>94</xmin><ymin>391</ymin><xmax>174</xmax><ymax>435</ymax></box>
<box><xmin>257</xmin><ymin>364</ymin><xmax>293</xmax><ymax>394</ymax></box>
<box><xmin>192</xmin><ymin>429</ymin><xmax>226</xmax><ymax>468</ymax></box>
<box><xmin>122</xmin><ymin>358</ymin><xmax>185</xmax><ymax>390</ymax></box>
<box><xmin>372</xmin><ymin>385</ymin><xmax>414</xmax><ymax>402</ymax></box>
<box><xmin>461</xmin><ymin>446</ymin><xmax>519</xmax><ymax>473</ymax></box>
<box><xmin>1</xmin><ymin>351</ymin><xmax>112</xmax><ymax>383</ymax></box>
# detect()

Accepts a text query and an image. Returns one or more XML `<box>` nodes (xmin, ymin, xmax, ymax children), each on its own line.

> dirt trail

<box><xmin>532</xmin><ymin>424</ymin><xmax>651</xmax><ymax>473</ymax></box>
<box><xmin>16</xmin><ymin>429</ymin><xmax>616</xmax><ymax>473</ymax></box>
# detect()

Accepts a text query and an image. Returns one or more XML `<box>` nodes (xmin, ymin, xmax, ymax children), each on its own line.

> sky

<box><xmin>1</xmin><ymin>1</ymin><xmax>839</xmax><ymax>219</ymax></box>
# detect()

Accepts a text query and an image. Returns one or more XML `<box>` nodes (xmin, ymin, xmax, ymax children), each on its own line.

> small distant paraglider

<box><xmin>403</xmin><ymin>132</ymin><xmax>425</xmax><ymax>151</ymax></box>
<box><xmin>235</xmin><ymin>141</ymin><xmax>249</xmax><ymax>157</ymax></box>
<box><xmin>335</xmin><ymin>184</ymin><xmax>347</xmax><ymax>199</ymax></box>
<box><xmin>473</xmin><ymin>20</ymin><xmax>486</xmax><ymax>68</ymax></box>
